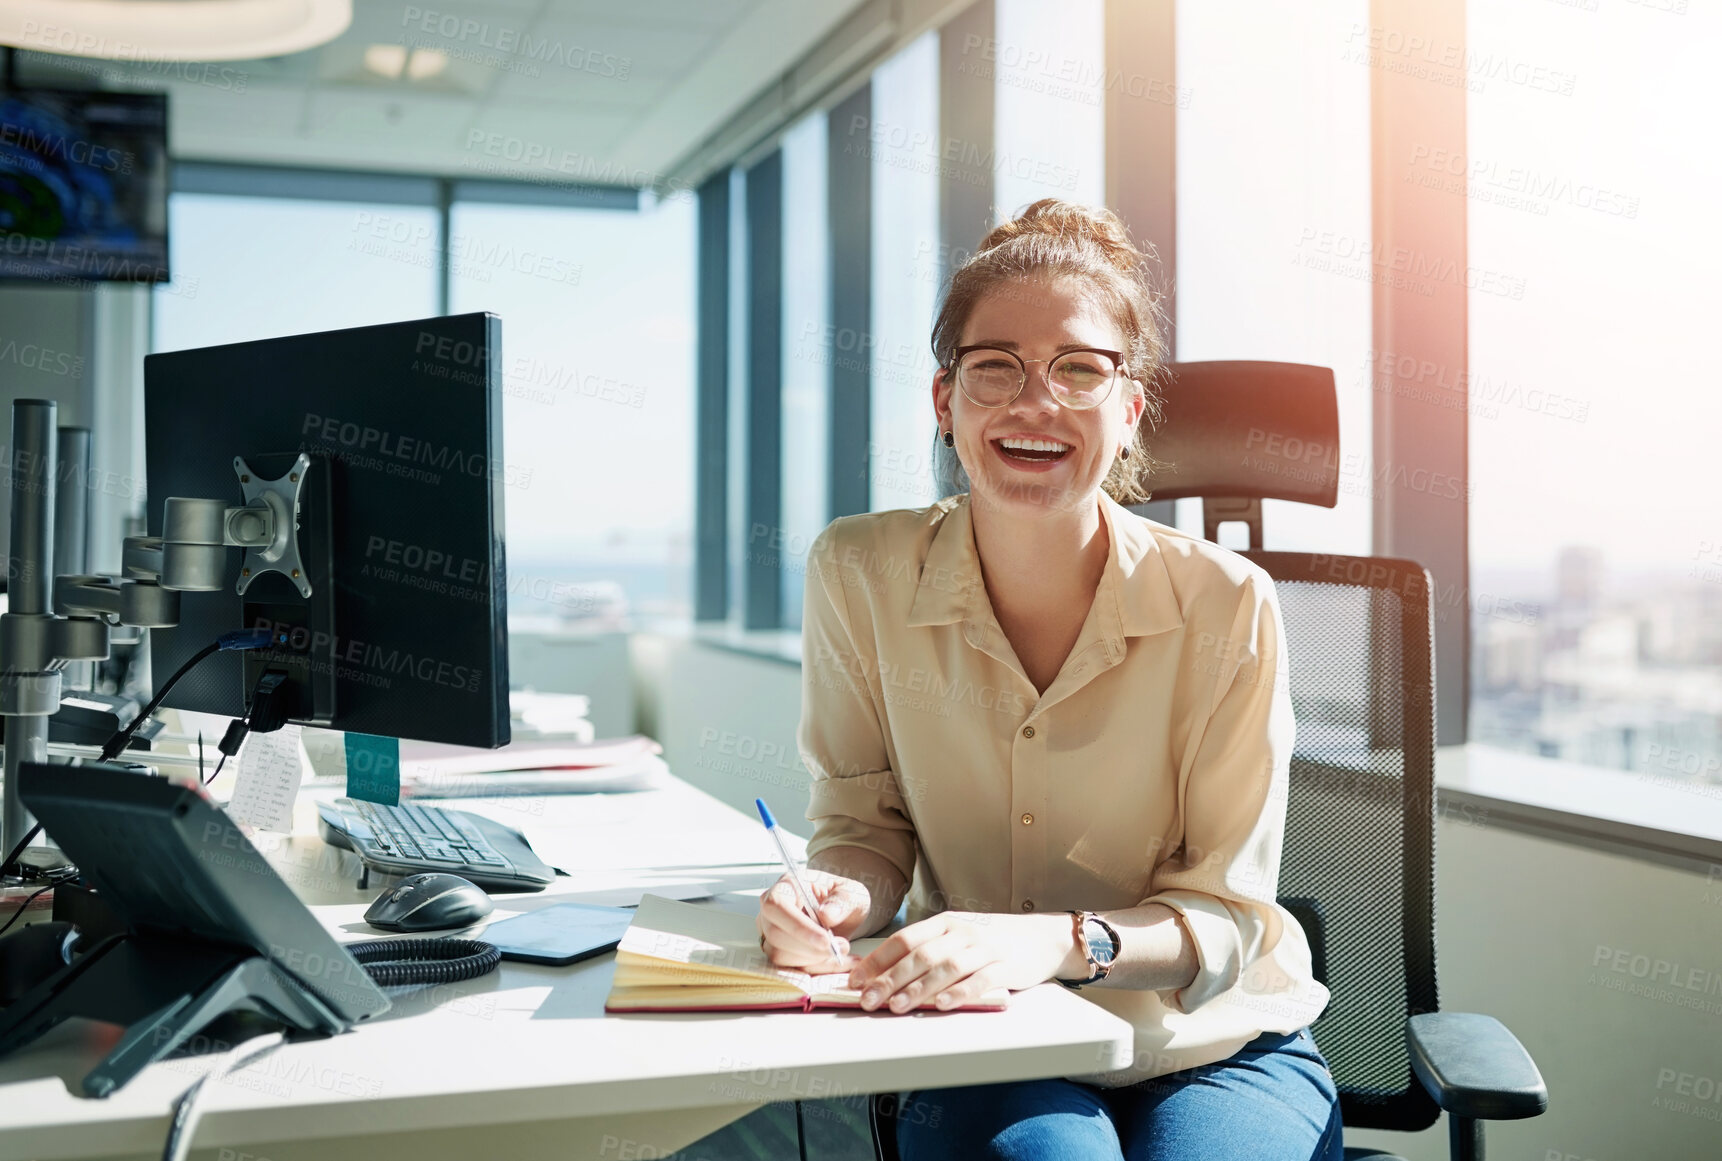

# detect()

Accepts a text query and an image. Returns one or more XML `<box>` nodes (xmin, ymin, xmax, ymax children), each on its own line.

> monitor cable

<box><xmin>98</xmin><ymin>628</ymin><xmax>286</xmax><ymax>763</ymax></box>
<box><xmin>0</xmin><ymin>867</ymin><xmax>78</xmax><ymax>940</ymax></box>
<box><xmin>210</xmin><ymin>668</ymin><xmax>293</xmax><ymax>770</ymax></box>
<box><xmin>201</xmin><ymin>665</ymin><xmax>295</xmax><ymax>789</ymax></box>
<box><xmin>0</xmin><ymin>630</ymin><xmax>286</xmax><ymax>905</ymax></box>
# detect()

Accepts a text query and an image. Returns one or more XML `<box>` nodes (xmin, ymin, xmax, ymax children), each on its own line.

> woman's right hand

<box><xmin>757</xmin><ymin>870</ymin><xmax>871</xmax><ymax>973</ymax></box>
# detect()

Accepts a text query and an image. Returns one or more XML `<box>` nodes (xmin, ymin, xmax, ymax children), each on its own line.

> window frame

<box><xmin>169</xmin><ymin>161</ymin><xmax>641</xmax><ymax>318</ymax></box>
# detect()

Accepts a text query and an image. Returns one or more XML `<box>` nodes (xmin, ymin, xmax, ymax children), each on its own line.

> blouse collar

<box><xmin>907</xmin><ymin>491</ymin><xmax>1185</xmax><ymax>645</ymax></box>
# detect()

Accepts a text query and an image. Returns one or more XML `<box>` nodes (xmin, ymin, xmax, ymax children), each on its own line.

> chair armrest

<box><xmin>1407</xmin><ymin>1012</ymin><xmax>1548</xmax><ymax>1121</ymax></box>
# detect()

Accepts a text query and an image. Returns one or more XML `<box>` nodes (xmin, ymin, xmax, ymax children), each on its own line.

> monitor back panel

<box><xmin>144</xmin><ymin>313</ymin><xmax>510</xmax><ymax>748</ymax></box>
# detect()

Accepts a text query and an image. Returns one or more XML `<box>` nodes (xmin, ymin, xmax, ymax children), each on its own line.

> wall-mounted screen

<box><xmin>0</xmin><ymin>88</ymin><xmax>169</xmax><ymax>283</ymax></box>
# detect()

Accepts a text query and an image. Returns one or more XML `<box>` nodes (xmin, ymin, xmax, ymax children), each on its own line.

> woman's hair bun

<box><xmin>974</xmin><ymin>198</ymin><xmax>1145</xmax><ymax>275</ymax></box>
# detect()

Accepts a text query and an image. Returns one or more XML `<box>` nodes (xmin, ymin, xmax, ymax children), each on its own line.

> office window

<box><xmin>153</xmin><ymin>193</ymin><xmax>439</xmax><ymax>352</ymax></box>
<box><xmin>725</xmin><ymin>167</ymin><xmax>751</xmax><ymax>623</ymax></box>
<box><xmin>779</xmin><ymin>112</ymin><xmax>831</xmax><ymax>625</ymax></box>
<box><xmin>723</xmin><ymin>165</ymin><xmax>750</xmax><ymax>623</ymax></box>
<box><xmin>992</xmin><ymin>0</ymin><xmax>1105</xmax><ymax>218</ymax></box>
<box><xmin>448</xmin><ymin>198</ymin><xmax>697</xmax><ymax>624</ymax></box>
<box><xmin>868</xmin><ymin>31</ymin><xmax>942</xmax><ymax>513</ymax></box>
<box><xmin>1467</xmin><ymin>4</ymin><xmax>1722</xmax><ymax>783</ymax></box>
<box><xmin>1174</xmin><ymin>0</ymin><xmax>1371</xmax><ymax>555</ymax></box>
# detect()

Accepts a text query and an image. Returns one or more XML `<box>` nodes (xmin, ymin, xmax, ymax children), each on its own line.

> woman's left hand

<box><xmin>846</xmin><ymin>911</ymin><xmax>1075</xmax><ymax>1012</ymax></box>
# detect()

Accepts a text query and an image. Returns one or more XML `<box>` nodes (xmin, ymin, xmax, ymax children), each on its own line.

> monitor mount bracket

<box><xmin>2</xmin><ymin>394</ymin><xmax>321</xmax><ymax>857</ymax></box>
<box><xmin>52</xmin><ymin>453</ymin><xmax>315</xmax><ymax>625</ymax></box>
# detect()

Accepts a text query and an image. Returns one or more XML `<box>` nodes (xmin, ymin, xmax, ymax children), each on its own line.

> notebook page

<box><xmin>613</xmin><ymin>896</ymin><xmax>1007</xmax><ymax>1010</ymax></box>
<box><xmin>619</xmin><ymin>894</ymin><xmax>886</xmax><ymax>994</ymax></box>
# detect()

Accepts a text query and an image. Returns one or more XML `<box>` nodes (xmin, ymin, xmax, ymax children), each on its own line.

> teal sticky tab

<box><xmin>344</xmin><ymin>733</ymin><xmax>400</xmax><ymax>806</ymax></box>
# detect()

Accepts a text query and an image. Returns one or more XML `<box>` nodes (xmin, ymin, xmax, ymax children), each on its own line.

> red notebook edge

<box><xmin>604</xmin><ymin>998</ymin><xmax>812</xmax><ymax>1013</ymax></box>
<box><xmin>603</xmin><ymin>995</ymin><xmax>1010</xmax><ymax>1014</ymax></box>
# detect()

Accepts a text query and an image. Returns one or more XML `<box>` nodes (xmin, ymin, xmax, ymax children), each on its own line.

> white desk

<box><xmin>0</xmin><ymin>773</ymin><xmax>1137</xmax><ymax>1161</ymax></box>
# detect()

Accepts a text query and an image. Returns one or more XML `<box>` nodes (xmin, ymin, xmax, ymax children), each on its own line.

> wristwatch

<box><xmin>1056</xmin><ymin>910</ymin><xmax>1120</xmax><ymax>988</ymax></box>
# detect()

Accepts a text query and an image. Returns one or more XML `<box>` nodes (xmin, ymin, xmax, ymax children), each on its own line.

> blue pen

<box><xmin>755</xmin><ymin>798</ymin><xmax>847</xmax><ymax>964</ymax></box>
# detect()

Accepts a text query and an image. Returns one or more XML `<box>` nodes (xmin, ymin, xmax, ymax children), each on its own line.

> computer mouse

<box><xmin>0</xmin><ymin>921</ymin><xmax>82</xmax><ymax>1006</ymax></box>
<box><xmin>364</xmin><ymin>873</ymin><xmax>493</xmax><ymax>933</ymax></box>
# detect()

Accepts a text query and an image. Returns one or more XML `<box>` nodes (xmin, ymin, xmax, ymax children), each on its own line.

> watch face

<box><xmin>1083</xmin><ymin>917</ymin><xmax>1117</xmax><ymax>966</ymax></box>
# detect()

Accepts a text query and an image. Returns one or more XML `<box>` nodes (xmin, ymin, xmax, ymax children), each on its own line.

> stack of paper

<box><xmin>510</xmin><ymin>690</ymin><xmax>594</xmax><ymax>742</ymax></box>
<box><xmin>397</xmin><ymin>734</ymin><xmax>667</xmax><ymax>799</ymax></box>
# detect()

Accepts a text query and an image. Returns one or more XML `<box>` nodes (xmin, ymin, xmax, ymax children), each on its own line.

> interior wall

<box><xmin>0</xmin><ymin>284</ymin><xmax>97</xmax><ymax>575</ymax></box>
<box><xmin>1345</xmin><ymin>821</ymin><xmax>1721</xmax><ymax>1161</ymax></box>
<box><xmin>650</xmin><ymin>636</ymin><xmax>807</xmax><ymax>836</ymax></box>
<box><xmin>87</xmin><ymin>284</ymin><xmax>150</xmax><ymax>574</ymax></box>
<box><xmin>0</xmin><ymin>282</ymin><xmax>149</xmax><ymax>586</ymax></box>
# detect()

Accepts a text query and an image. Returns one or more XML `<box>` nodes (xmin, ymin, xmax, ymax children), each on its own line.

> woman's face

<box><xmin>933</xmin><ymin>275</ymin><xmax>1145</xmax><ymax>517</ymax></box>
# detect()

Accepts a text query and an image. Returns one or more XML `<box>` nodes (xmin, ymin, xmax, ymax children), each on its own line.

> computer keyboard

<box><xmin>316</xmin><ymin>798</ymin><xmax>557</xmax><ymax>891</ymax></box>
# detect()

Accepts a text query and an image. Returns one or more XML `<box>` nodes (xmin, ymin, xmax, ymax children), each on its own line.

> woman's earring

<box><xmin>942</xmin><ymin>430</ymin><xmax>955</xmax><ymax>448</ymax></box>
<box><xmin>1118</xmin><ymin>445</ymin><xmax>1131</xmax><ymax>460</ymax></box>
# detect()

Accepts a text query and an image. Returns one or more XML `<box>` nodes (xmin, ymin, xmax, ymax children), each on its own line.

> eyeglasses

<box><xmin>945</xmin><ymin>345</ymin><xmax>1128</xmax><ymax>410</ymax></box>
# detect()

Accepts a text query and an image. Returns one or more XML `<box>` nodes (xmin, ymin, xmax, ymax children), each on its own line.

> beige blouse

<box><xmin>797</xmin><ymin>491</ymin><xmax>1330</xmax><ymax>1087</ymax></box>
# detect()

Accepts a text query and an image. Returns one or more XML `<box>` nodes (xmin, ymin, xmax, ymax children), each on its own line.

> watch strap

<box><xmin>1056</xmin><ymin>910</ymin><xmax>1120</xmax><ymax>988</ymax></box>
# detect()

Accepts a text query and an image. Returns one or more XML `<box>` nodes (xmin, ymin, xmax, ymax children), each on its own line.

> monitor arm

<box><xmin>1</xmin><ymin>393</ymin><xmax>314</xmax><ymax>857</ymax></box>
<box><xmin>55</xmin><ymin>452</ymin><xmax>316</xmax><ymax>618</ymax></box>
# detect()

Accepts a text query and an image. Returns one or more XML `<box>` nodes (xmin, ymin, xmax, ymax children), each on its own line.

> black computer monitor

<box><xmin>143</xmin><ymin>313</ymin><xmax>511</xmax><ymax>748</ymax></box>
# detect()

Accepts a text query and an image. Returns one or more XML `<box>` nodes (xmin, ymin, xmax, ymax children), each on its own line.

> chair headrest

<box><xmin>1143</xmin><ymin>361</ymin><xmax>1339</xmax><ymax>509</ymax></box>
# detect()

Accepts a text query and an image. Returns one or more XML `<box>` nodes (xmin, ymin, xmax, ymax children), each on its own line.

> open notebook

<box><xmin>604</xmin><ymin>895</ymin><xmax>1011</xmax><ymax>1013</ymax></box>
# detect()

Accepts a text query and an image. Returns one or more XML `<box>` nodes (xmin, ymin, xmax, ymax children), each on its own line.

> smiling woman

<box><xmin>759</xmin><ymin>200</ymin><xmax>1344</xmax><ymax>1161</ymax></box>
<box><xmin>929</xmin><ymin>200</ymin><xmax>1168</xmax><ymax>507</ymax></box>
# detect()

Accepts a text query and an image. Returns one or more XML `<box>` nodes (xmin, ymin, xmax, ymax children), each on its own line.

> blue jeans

<box><xmin>896</xmin><ymin>1027</ymin><xmax>1344</xmax><ymax>1161</ymax></box>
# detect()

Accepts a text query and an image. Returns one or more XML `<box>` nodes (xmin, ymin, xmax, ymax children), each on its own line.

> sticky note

<box><xmin>345</xmin><ymin>732</ymin><xmax>401</xmax><ymax>805</ymax></box>
<box><xmin>228</xmin><ymin>723</ymin><xmax>305</xmax><ymax>833</ymax></box>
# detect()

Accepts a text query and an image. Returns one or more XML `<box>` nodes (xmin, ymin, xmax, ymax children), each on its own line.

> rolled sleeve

<box><xmin>798</xmin><ymin>526</ymin><xmax>918</xmax><ymax>885</ymax></box>
<box><xmin>1142</xmin><ymin>573</ymin><xmax>1295</xmax><ymax>1015</ymax></box>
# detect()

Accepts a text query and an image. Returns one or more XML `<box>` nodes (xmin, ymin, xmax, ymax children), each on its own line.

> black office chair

<box><xmin>869</xmin><ymin>361</ymin><xmax>1547</xmax><ymax>1161</ymax></box>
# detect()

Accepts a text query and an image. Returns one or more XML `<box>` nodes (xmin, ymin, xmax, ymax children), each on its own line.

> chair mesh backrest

<box><xmin>1245</xmin><ymin>551</ymin><xmax>1441</xmax><ymax>1134</ymax></box>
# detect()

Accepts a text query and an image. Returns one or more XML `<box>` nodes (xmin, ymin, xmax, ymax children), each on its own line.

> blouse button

<box><xmin>1021</xmin><ymin>813</ymin><xmax>1034</xmax><ymax>826</ymax></box>
<box><xmin>1021</xmin><ymin>900</ymin><xmax>1035</xmax><ymax>912</ymax></box>
<box><xmin>1021</xmin><ymin>725</ymin><xmax>1036</xmax><ymax>739</ymax></box>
